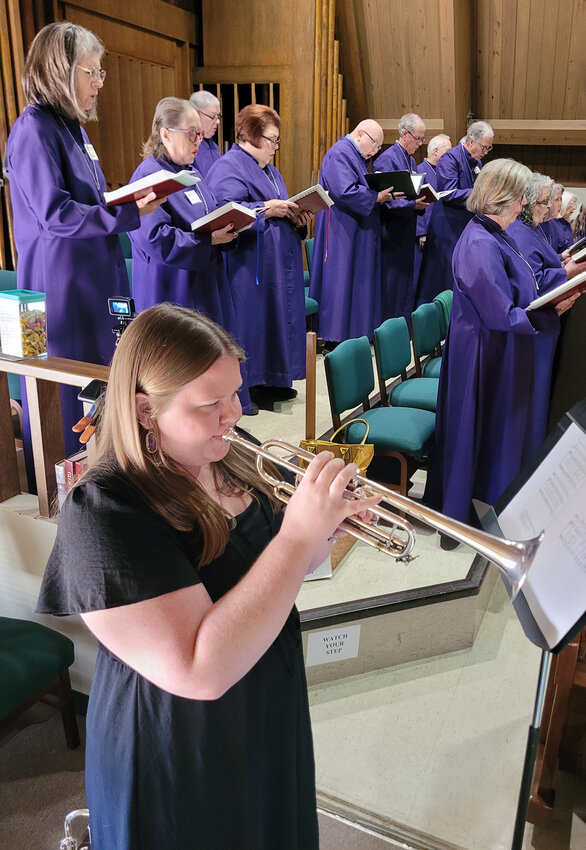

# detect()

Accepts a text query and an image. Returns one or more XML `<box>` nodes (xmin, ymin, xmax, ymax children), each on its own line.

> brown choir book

<box><xmin>190</xmin><ymin>202</ymin><xmax>257</xmax><ymax>233</ymax></box>
<box><xmin>288</xmin><ymin>184</ymin><xmax>333</xmax><ymax>213</ymax></box>
<box><xmin>566</xmin><ymin>235</ymin><xmax>586</xmax><ymax>257</ymax></box>
<box><xmin>417</xmin><ymin>184</ymin><xmax>456</xmax><ymax>204</ymax></box>
<box><xmin>104</xmin><ymin>170</ymin><xmax>200</xmax><ymax>205</ymax></box>
<box><xmin>526</xmin><ymin>270</ymin><xmax>586</xmax><ymax>310</ymax></box>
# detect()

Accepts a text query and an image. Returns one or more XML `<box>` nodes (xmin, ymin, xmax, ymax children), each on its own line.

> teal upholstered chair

<box><xmin>125</xmin><ymin>258</ymin><xmax>133</xmax><ymax>291</ymax></box>
<box><xmin>411</xmin><ymin>302</ymin><xmax>443</xmax><ymax>379</ymax></box>
<box><xmin>433</xmin><ymin>289</ymin><xmax>453</xmax><ymax>340</ymax></box>
<box><xmin>373</xmin><ymin>317</ymin><xmax>438</xmax><ymax>412</ymax></box>
<box><xmin>0</xmin><ymin>270</ymin><xmax>23</xmax><ymax>400</ymax></box>
<box><xmin>0</xmin><ymin>616</ymin><xmax>80</xmax><ymax>748</ymax></box>
<box><xmin>119</xmin><ymin>232</ymin><xmax>132</xmax><ymax>259</ymax></box>
<box><xmin>304</xmin><ymin>237</ymin><xmax>314</xmax><ymax>272</ymax></box>
<box><xmin>324</xmin><ymin>336</ymin><xmax>435</xmax><ymax>495</ymax></box>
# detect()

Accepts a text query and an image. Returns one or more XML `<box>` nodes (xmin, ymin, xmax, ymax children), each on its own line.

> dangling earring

<box><xmin>145</xmin><ymin>430</ymin><xmax>158</xmax><ymax>454</ymax></box>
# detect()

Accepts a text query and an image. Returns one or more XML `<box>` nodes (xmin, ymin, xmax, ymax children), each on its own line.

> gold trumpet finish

<box><xmin>222</xmin><ymin>428</ymin><xmax>542</xmax><ymax>600</ymax></box>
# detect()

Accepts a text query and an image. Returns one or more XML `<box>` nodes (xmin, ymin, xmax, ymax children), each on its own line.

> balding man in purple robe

<box><xmin>309</xmin><ymin>120</ymin><xmax>396</xmax><ymax>344</ymax></box>
<box><xmin>374</xmin><ymin>113</ymin><xmax>430</xmax><ymax>319</ymax></box>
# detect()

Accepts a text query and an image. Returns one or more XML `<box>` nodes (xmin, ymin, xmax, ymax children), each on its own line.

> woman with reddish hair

<box><xmin>207</xmin><ymin>105</ymin><xmax>309</xmax><ymax>410</ymax></box>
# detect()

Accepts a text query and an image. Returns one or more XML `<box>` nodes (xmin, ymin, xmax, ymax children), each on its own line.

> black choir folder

<box><xmin>477</xmin><ymin>399</ymin><xmax>586</xmax><ymax>653</ymax></box>
<box><xmin>366</xmin><ymin>170</ymin><xmax>424</xmax><ymax>199</ymax></box>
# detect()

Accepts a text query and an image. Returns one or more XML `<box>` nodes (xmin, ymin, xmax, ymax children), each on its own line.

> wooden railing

<box><xmin>0</xmin><ymin>356</ymin><xmax>109</xmax><ymax>517</ymax></box>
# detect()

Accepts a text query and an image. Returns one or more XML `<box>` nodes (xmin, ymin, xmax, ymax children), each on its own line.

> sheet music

<box><xmin>498</xmin><ymin>422</ymin><xmax>586</xmax><ymax>648</ymax></box>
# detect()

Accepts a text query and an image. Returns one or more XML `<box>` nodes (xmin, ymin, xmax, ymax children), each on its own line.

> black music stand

<box><xmin>476</xmin><ymin>399</ymin><xmax>586</xmax><ymax>850</ymax></box>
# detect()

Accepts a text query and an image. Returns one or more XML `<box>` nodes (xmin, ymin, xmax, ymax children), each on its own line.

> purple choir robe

<box><xmin>374</xmin><ymin>142</ymin><xmax>422</xmax><ymax>319</ymax></box>
<box><xmin>426</xmin><ymin>215</ymin><xmax>560</xmax><ymax>526</ymax></box>
<box><xmin>309</xmin><ymin>136</ymin><xmax>381</xmax><ymax>342</ymax></box>
<box><xmin>194</xmin><ymin>137</ymin><xmax>221</xmax><ymax>177</ymax></box>
<box><xmin>206</xmin><ymin>144</ymin><xmax>305</xmax><ymax>388</ymax></box>
<box><xmin>7</xmin><ymin>104</ymin><xmax>139</xmax><ymax>455</ymax></box>
<box><xmin>414</xmin><ymin>159</ymin><xmax>438</xmax><ymax>283</ymax></box>
<box><xmin>128</xmin><ymin>154</ymin><xmax>253</xmax><ymax>413</ymax></box>
<box><xmin>538</xmin><ymin>219</ymin><xmax>561</xmax><ymax>252</ymax></box>
<box><xmin>508</xmin><ymin>218</ymin><xmax>566</xmax><ymax>445</ymax></box>
<box><xmin>552</xmin><ymin>218</ymin><xmax>574</xmax><ymax>252</ymax></box>
<box><xmin>415</xmin><ymin>143</ymin><xmax>482</xmax><ymax>305</ymax></box>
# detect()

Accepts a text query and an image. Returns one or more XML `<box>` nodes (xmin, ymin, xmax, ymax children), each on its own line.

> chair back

<box><xmin>373</xmin><ymin>317</ymin><xmax>411</xmax><ymax>381</ymax></box>
<box><xmin>0</xmin><ymin>269</ymin><xmax>17</xmax><ymax>291</ymax></box>
<box><xmin>411</xmin><ymin>302</ymin><xmax>441</xmax><ymax>356</ymax></box>
<box><xmin>433</xmin><ymin>289</ymin><xmax>453</xmax><ymax>339</ymax></box>
<box><xmin>119</xmin><ymin>232</ymin><xmax>132</xmax><ymax>259</ymax></box>
<box><xmin>304</xmin><ymin>237</ymin><xmax>315</xmax><ymax>272</ymax></box>
<box><xmin>324</xmin><ymin>336</ymin><xmax>374</xmax><ymax>425</ymax></box>
<box><xmin>125</xmin><ymin>258</ymin><xmax>133</xmax><ymax>291</ymax></box>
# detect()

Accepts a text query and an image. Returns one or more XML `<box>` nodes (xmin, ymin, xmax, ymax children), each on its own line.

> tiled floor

<box><xmin>250</xmin><ymin>359</ymin><xmax>586</xmax><ymax>850</ymax></box>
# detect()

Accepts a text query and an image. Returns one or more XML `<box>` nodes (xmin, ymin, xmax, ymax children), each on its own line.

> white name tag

<box><xmin>84</xmin><ymin>143</ymin><xmax>99</xmax><ymax>161</ymax></box>
<box><xmin>184</xmin><ymin>189</ymin><xmax>201</xmax><ymax>204</ymax></box>
<box><xmin>474</xmin><ymin>165</ymin><xmax>481</xmax><ymax>174</ymax></box>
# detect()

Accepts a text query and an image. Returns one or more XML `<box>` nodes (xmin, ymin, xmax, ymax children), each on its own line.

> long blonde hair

<box><xmin>88</xmin><ymin>304</ymin><xmax>279</xmax><ymax>565</ymax></box>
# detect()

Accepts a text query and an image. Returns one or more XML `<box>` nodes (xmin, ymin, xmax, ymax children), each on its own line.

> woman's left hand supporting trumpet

<box><xmin>280</xmin><ymin>451</ymin><xmax>382</xmax><ymax>572</ymax></box>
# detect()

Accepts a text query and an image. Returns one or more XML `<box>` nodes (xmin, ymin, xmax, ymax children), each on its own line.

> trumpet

<box><xmin>223</xmin><ymin>428</ymin><xmax>542</xmax><ymax>600</ymax></box>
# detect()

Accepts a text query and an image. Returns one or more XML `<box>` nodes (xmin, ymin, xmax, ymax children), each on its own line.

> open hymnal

<box><xmin>288</xmin><ymin>184</ymin><xmax>333</xmax><ymax>213</ymax></box>
<box><xmin>191</xmin><ymin>201</ymin><xmax>257</xmax><ymax>233</ymax></box>
<box><xmin>104</xmin><ymin>170</ymin><xmax>200</xmax><ymax>205</ymax></box>
<box><xmin>526</xmin><ymin>270</ymin><xmax>586</xmax><ymax>310</ymax></box>
<box><xmin>497</xmin><ymin>421</ymin><xmax>586</xmax><ymax>649</ymax></box>
<box><xmin>417</xmin><ymin>184</ymin><xmax>456</xmax><ymax>204</ymax></box>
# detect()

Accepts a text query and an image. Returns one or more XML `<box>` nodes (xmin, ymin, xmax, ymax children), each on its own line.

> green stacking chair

<box><xmin>411</xmin><ymin>302</ymin><xmax>443</xmax><ymax>379</ymax></box>
<box><xmin>118</xmin><ymin>231</ymin><xmax>132</xmax><ymax>259</ymax></box>
<box><xmin>433</xmin><ymin>289</ymin><xmax>453</xmax><ymax>341</ymax></box>
<box><xmin>373</xmin><ymin>317</ymin><xmax>438</xmax><ymax>412</ymax></box>
<box><xmin>0</xmin><ymin>270</ymin><xmax>23</xmax><ymax>400</ymax></box>
<box><xmin>324</xmin><ymin>336</ymin><xmax>435</xmax><ymax>495</ymax></box>
<box><xmin>304</xmin><ymin>237</ymin><xmax>314</xmax><ymax>272</ymax></box>
<box><xmin>0</xmin><ymin>616</ymin><xmax>80</xmax><ymax>748</ymax></box>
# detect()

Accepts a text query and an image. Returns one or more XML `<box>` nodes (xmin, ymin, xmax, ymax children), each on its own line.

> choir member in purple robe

<box><xmin>508</xmin><ymin>173</ymin><xmax>584</xmax><ymax>445</ymax></box>
<box><xmin>414</xmin><ymin>134</ymin><xmax>452</xmax><ymax>285</ymax></box>
<box><xmin>374</xmin><ymin>113</ymin><xmax>430</xmax><ymax>319</ymax></box>
<box><xmin>309</xmin><ymin>121</ymin><xmax>396</xmax><ymax>343</ymax></box>
<box><xmin>555</xmin><ymin>191</ymin><xmax>578</xmax><ymax>250</ymax></box>
<box><xmin>189</xmin><ymin>90</ymin><xmax>222</xmax><ymax>177</ymax></box>
<box><xmin>415</xmin><ymin>121</ymin><xmax>494</xmax><ymax>306</ymax></box>
<box><xmin>207</xmin><ymin>105</ymin><xmax>309</xmax><ymax>409</ymax></box>
<box><xmin>128</xmin><ymin>98</ymin><xmax>254</xmax><ymax>415</ymax></box>
<box><xmin>7</xmin><ymin>23</ymin><xmax>162</xmax><ymax>458</ymax></box>
<box><xmin>539</xmin><ymin>183</ymin><xmax>564</xmax><ymax>251</ymax></box>
<box><xmin>425</xmin><ymin>160</ymin><xmax>579</xmax><ymax>539</ymax></box>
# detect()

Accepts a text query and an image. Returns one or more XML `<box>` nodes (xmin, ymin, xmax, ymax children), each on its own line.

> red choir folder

<box><xmin>104</xmin><ymin>170</ymin><xmax>200</xmax><ymax>205</ymax></box>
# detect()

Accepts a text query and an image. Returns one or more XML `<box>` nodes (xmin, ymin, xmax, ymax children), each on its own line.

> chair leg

<box><xmin>58</xmin><ymin>670</ymin><xmax>80</xmax><ymax>749</ymax></box>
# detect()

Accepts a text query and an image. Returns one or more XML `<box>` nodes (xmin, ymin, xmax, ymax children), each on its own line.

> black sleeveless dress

<box><xmin>37</xmin><ymin>469</ymin><xmax>318</xmax><ymax>850</ymax></box>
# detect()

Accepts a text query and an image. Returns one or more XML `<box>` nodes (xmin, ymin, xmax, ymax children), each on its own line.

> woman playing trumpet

<box><xmin>37</xmin><ymin>303</ymin><xmax>378</xmax><ymax>850</ymax></box>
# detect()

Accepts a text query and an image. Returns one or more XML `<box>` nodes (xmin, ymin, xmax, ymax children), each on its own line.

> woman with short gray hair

<box><xmin>189</xmin><ymin>90</ymin><xmax>222</xmax><ymax>175</ymax></box>
<box><xmin>415</xmin><ymin>119</ymin><xmax>494</xmax><ymax>305</ymax></box>
<box><xmin>425</xmin><ymin>159</ymin><xmax>580</xmax><ymax>539</ymax></box>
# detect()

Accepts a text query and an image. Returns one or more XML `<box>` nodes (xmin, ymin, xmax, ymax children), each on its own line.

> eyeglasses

<box><xmin>479</xmin><ymin>143</ymin><xmax>493</xmax><ymax>153</ymax></box>
<box><xmin>362</xmin><ymin>129</ymin><xmax>381</xmax><ymax>151</ymax></box>
<box><xmin>406</xmin><ymin>130</ymin><xmax>426</xmax><ymax>143</ymax></box>
<box><xmin>262</xmin><ymin>135</ymin><xmax>280</xmax><ymax>147</ymax></box>
<box><xmin>535</xmin><ymin>198</ymin><xmax>551</xmax><ymax>206</ymax></box>
<box><xmin>77</xmin><ymin>65</ymin><xmax>106</xmax><ymax>82</ymax></box>
<box><xmin>166</xmin><ymin>127</ymin><xmax>204</xmax><ymax>143</ymax></box>
<box><xmin>198</xmin><ymin>110</ymin><xmax>222</xmax><ymax>123</ymax></box>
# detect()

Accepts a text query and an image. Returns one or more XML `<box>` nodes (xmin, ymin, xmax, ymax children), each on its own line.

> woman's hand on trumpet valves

<box><xmin>280</xmin><ymin>451</ymin><xmax>382</xmax><ymax>552</ymax></box>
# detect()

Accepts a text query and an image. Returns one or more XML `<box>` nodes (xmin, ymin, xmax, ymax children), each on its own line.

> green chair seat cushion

<box><xmin>305</xmin><ymin>294</ymin><xmax>319</xmax><ymax>316</ymax></box>
<box><xmin>422</xmin><ymin>357</ymin><xmax>442</xmax><ymax>379</ymax></box>
<box><xmin>0</xmin><ymin>617</ymin><xmax>75</xmax><ymax>718</ymax></box>
<box><xmin>345</xmin><ymin>407</ymin><xmax>435</xmax><ymax>459</ymax></box>
<box><xmin>389</xmin><ymin>377</ymin><xmax>438</xmax><ymax>412</ymax></box>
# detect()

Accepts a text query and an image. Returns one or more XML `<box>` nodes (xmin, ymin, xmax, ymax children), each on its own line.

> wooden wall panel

<box><xmin>59</xmin><ymin>0</ymin><xmax>196</xmax><ymax>187</ymax></box>
<box><xmin>198</xmin><ymin>0</ymin><xmax>315</xmax><ymax>194</ymax></box>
